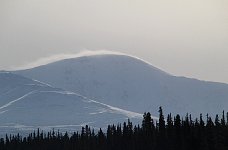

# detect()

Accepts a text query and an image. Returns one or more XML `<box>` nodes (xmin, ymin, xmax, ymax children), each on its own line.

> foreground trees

<box><xmin>1</xmin><ymin>107</ymin><xmax>228</xmax><ymax>150</ymax></box>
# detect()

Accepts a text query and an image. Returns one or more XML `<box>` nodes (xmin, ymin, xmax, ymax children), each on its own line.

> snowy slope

<box><xmin>14</xmin><ymin>54</ymin><xmax>228</xmax><ymax>117</ymax></box>
<box><xmin>0</xmin><ymin>72</ymin><xmax>143</xmax><ymax>136</ymax></box>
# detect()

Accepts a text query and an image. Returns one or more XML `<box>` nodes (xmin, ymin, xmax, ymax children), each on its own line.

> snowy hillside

<box><xmin>14</xmin><ymin>54</ymin><xmax>228</xmax><ymax>117</ymax></box>
<box><xmin>0</xmin><ymin>72</ymin><xmax>142</xmax><ymax>136</ymax></box>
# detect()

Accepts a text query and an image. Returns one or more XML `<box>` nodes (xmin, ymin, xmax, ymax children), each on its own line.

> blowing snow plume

<box><xmin>10</xmin><ymin>50</ymin><xmax>125</xmax><ymax>71</ymax></box>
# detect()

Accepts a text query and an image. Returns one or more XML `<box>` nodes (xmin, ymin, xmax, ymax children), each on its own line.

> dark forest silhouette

<box><xmin>1</xmin><ymin>107</ymin><xmax>228</xmax><ymax>150</ymax></box>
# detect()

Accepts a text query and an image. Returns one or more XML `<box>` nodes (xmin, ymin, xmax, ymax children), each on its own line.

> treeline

<box><xmin>1</xmin><ymin>107</ymin><xmax>228</xmax><ymax>150</ymax></box>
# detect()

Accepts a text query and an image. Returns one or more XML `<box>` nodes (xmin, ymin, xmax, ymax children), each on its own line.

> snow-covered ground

<box><xmin>0</xmin><ymin>72</ymin><xmax>143</xmax><ymax>136</ymax></box>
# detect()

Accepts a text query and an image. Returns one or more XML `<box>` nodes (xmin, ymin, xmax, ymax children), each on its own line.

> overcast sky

<box><xmin>1</xmin><ymin>0</ymin><xmax>228</xmax><ymax>83</ymax></box>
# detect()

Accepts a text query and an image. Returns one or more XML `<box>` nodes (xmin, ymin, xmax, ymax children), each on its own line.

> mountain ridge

<box><xmin>10</xmin><ymin>53</ymin><xmax>228</xmax><ymax>85</ymax></box>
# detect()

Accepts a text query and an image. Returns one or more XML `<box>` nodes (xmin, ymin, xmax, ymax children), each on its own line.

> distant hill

<box><xmin>14</xmin><ymin>54</ymin><xmax>228</xmax><ymax>117</ymax></box>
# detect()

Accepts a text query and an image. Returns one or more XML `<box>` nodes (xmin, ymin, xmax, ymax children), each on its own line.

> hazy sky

<box><xmin>1</xmin><ymin>0</ymin><xmax>228</xmax><ymax>83</ymax></box>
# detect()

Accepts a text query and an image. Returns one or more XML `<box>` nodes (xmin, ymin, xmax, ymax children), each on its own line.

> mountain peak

<box><xmin>11</xmin><ymin>51</ymin><xmax>167</xmax><ymax>76</ymax></box>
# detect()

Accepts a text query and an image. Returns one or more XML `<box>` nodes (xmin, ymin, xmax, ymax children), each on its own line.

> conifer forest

<box><xmin>1</xmin><ymin>107</ymin><xmax>228</xmax><ymax>150</ymax></box>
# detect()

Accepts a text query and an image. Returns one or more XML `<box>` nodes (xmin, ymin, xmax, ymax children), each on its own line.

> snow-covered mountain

<box><xmin>0</xmin><ymin>72</ymin><xmax>142</xmax><ymax>136</ymax></box>
<box><xmin>14</xmin><ymin>54</ymin><xmax>228</xmax><ymax>117</ymax></box>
